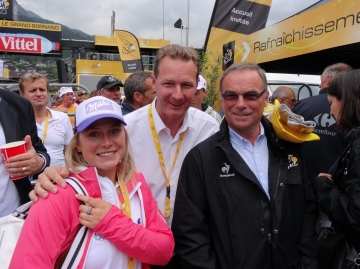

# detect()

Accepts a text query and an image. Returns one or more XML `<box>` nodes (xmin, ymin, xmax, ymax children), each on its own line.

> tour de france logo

<box><xmin>0</xmin><ymin>0</ymin><xmax>10</xmax><ymax>15</ymax></box>
<box><xmin>288</xmin><ymin>154</ymin><xmax>298</xmax><ymax>169</ymax></box>
<box><xmin>121</xmin><ymin>43</ymin><xmax>137</xmax><ymax>55</ymax></box>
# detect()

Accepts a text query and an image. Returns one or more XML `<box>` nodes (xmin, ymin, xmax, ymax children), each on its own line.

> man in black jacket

<box><xmin>0</xmin><ymin>89</ymin><xmax>50</xmax><ymax>217</ymax></box>
<box><xmin>293</xmin><ymin>63</ymin><xmax>352</xmax><ymax>189</ymax></box>
<box><xmin>172</xmin><ymin>62</ymin><xmax>318</xmax><ymax>269</ymax></box>
<box><xmin>121</xmin><ymin>71</ymin><xmax>156</xmax><ymax>115</ymax></box>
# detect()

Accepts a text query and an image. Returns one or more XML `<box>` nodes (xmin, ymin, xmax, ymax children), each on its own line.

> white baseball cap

<box><xmin>59</xmin><ymin>87</ymin><xmax>73</xmax><ymax>97</ymax></box>
<box><xmin>197</xmin><ymin>75</ymin><xmax>207</xmax><ymax>90</ymax></box>
<box><xmin>75</xmin><ymin>96</ymin><xmax>126</xmax><ymax>132</ymax></box>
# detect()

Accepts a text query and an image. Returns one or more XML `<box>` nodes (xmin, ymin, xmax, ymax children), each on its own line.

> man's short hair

<box><xmin>220</xmin><ymin>62</ymin><xmax>267</xmax><ymax>94</ymax></box>
<box><xmin>154</xmin><ymin>44</ymin><xmax>200</xmax><ymax>79</ymax></box>
<box><xmin>271</xmin><ymin>86</ymin><xmax>292</xmax><ymax>104</ymax></box>
<box><xmin>322</xmin><ymin>63</ymin><xmax>353</xmax><ymax>80</ymax></box>
<box><xmin>19</xmin><ymin>72</ymin><xmax>49</xmax><ymax>93</ymax></box>
<box><xmin>123</xmin><ymin>71</ymin><xmax>152</xmax><ymax>103</ymax></box>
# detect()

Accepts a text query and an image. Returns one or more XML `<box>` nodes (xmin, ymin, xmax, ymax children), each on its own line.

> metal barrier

<box><xmin>267</xmin><ymin>82</ymin><xmax>320</xmax><ymax>101</ymax></box>
<box><xmin>49</xmin><ymin>84</ymin><xmax>91</xmax><ymax>117</ymax></box>
<box><xmin>0</xmin><ymin>83</ymin><xmax>91</xmax><ymax>118</ymax></box>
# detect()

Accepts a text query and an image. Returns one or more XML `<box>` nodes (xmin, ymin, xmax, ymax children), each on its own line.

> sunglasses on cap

<box><xmin>21</xmin><ymin>72</ymin><xmax>47</xmax><ymax>79</ymax></box>
<box><xmin>221</xmin><ymin>90</ymin><xmax>267</xmax><ymax>102</ymax></box>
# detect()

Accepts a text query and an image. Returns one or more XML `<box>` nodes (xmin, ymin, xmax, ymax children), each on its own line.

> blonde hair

<box><xmin>19</xmin><ymin>72</ymin><xmax>49</xmax><ymax>93</ymax></box>
<box><xmin>65</xmin><ymin>125</ymin><xmax>135</xmax><ymax>183</ymax></box>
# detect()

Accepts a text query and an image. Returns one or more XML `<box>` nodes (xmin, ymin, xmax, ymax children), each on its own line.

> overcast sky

<box><xmin>19</xmin><ymin>0</ymin><xmax>320</xmax><ymax>48</ymax></box>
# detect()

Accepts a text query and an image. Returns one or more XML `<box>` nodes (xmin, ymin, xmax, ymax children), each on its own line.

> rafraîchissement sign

<box><xmin>0</xmin><ymin>20</ymin><xmax>62</xmax><ymax>56</ymax></box>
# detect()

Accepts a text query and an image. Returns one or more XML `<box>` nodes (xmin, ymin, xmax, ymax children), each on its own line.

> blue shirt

<box><xmin>229</xmin><ymin>124</ymin><xmax>270</xmax><ymax>199</ymax></box>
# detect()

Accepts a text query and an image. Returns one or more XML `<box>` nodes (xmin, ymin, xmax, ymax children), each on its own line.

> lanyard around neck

<box><xmin>147</xmin><ymin>104</ymin><xmax>185</xmax><ymax>223</ymax></box>
<box><xmin>41</xmin><ymin>110</ymin><xmax>49</xmax><ymax>144</ymax></box>
<box><xmin>117</xmin><ymin>172</ymin><xmax>135</xmax><ymax>269</ymax></box>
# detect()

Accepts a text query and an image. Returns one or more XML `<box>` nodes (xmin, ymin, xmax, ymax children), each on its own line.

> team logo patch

<box><xmin>220</xmin><ymin>162</ymin><xmax>235</xmax><ymax>177</ymax></box>
<box><xmin>288</xmin><ymin>154</ymin><xmax>298</xmax><ymax>169</ymax></box>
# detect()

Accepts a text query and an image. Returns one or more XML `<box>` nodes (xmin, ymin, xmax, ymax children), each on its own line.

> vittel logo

<box><xmin>86</xmin><ymin>99</ymin><xmax>113</xmax><ymax>113</ymax></box>
<box><xmin>0</xmin><ymin>36</ymin><xmax>40</xmax><ymax>52</ymax></box>
<box><xmin>0</xmin><ymin>33</ymin><xmax>60</xmax><ymax>54</ymax></box>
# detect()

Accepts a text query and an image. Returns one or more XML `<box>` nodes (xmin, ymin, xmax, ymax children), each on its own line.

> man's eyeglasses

<box><xmin>221</xmin><ymin>90</ymin><xmax>267</xmax><ymax>102</ymax></box>
<box><xmin>283</xmin><ymin>97</ymin><xmax>298</xmax><ymax>104</ymax></box>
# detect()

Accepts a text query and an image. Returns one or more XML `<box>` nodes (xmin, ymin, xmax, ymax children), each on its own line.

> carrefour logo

<box><xmin>314</xmin><ymin>113</ymin><xmax>336</xmax><ymax>128</ymax></box>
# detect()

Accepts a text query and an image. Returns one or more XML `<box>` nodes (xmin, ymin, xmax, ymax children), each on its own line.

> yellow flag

<box><xmin>114</xmin><ymin>30</ymin><xmax>143</xmax><ymax>76</ymax></box>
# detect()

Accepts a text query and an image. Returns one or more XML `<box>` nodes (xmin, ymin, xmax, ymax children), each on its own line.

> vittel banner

<box><xmin>0</xmin><ymin>20</ymin><xmax>62</xmax><ymax>56</ymax></box>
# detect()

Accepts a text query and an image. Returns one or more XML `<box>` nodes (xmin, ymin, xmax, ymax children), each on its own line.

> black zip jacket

<box><xmin>172</xmin><ymin>117</ymin><xmax>318</xmax><ymax>269</ymax></box>
<box><xmin>312</xmin><ymin>126</ymin><xmax>360</xmax><ymax>252</ymax></box>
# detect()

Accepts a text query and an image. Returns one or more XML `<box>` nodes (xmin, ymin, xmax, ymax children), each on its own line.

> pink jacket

<box><xmin>10</xmin><ymin>167</ymin><xmax>174</xmax><ymax>269</ymax></box>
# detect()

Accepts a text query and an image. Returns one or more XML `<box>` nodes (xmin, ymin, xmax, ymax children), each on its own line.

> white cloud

<box><xmin>19</xmin><ymin>0</ymin><xmax>319</xmax><ymax>48</ymax></box>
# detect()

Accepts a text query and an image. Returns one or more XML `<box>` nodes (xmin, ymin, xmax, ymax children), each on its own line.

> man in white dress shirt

<box><xmin>19</xmin><ymin>72</ymin><xmax>73</xmax><ymax>167</ymax></box>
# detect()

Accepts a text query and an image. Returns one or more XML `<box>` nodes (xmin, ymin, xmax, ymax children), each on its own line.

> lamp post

<box><xmin>163</xmin><ymin>0</ymin><xmax>165</xmax><ymax>39</ymax></box>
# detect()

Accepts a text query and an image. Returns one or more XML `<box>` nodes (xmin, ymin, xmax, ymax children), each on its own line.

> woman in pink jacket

<box><xmin>10</xmin><ymin>96</ymin><xmax>174</xmax><ymax>269</ymax></box>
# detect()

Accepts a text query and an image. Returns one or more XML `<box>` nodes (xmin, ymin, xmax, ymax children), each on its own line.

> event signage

<box><xmin>0</xmin><ymin>0</ymin><xmax>18</xmax><ymax>21</ymax></box>
<box><xmin>211</xmin><ymin>0</ymin><xmax>272</xmax><ymax>35</ymax></box>
<box><xmin>205</xmin><ymin>0</ymin><xmax>273</xmax><ymax>70</ymax></box>
<box><xmin>232</xmin><ymin>0</ymin><xmax>360</xmax><ymax>65</ymax></box>
<box><xmin>0</xmin><ymin>21</ymin><xmax>62</xmax><ymax>56</ymax></box>
<box><xmin>206</xmin><ymin>0</ymin><xmax>360</xmax><ymax>68</ymax></box>
<box><xmin>114</xmin><ymin>30</ymin><xmax>143</xmax><ymax>75</ymax></box>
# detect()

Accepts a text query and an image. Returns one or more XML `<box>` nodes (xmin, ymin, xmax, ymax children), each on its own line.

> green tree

<box><xmin>198</xmin><ymin>49</ymin><xmax>222</xmax><ymax>108</ymax></box>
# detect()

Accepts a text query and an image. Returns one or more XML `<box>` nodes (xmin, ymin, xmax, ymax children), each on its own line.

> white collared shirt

<box><xmin>85</xmin><ymin>174</ymin><xmax>142</xmax><ymax>269</ymax></box>
<box><xmin>36</xmin><ymin>108</ymin><xmax>73</xmax><ymax>167</ymax></box>
<box><xmin>229</xmin><ymin>124</ymin><xmax>270</xmax><ymax>199</ymax></box>
<box><xmin>0</xmin><ymin>122</ymin><xmax>20</xmax><ymax>217</ymax></box>
<box><xmin>124</xmin><ymin>99</ymin><xmax>219</xmax><ymax>226</ymax></box>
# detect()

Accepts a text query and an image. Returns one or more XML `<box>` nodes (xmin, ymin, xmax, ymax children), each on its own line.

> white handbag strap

<box><xmin>12</xmin><ymin>201</ymin><xmax>33</xmax><ymax>219</ymax></box>
<box><xmin>61</xmin><ymin>177</ymin><xmax>90</xmax><ymax>269</ymax></box>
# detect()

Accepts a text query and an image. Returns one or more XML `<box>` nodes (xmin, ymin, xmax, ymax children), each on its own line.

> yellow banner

<box><xmin>229</xmin><ymin>0</ymin><xmax>360</xmax><ymax>65</ymax></box>
<box><xmin>3</xmin><ymin>67</ymin><xmax>9</xmax><ymax>79</ymax></box>
<box><xmin>248</xmin><ymin>0</ymin><xmax>272</xmax><ymax>6</ymax></box>
<box><xmin>95</xmin><ymin>35</ymin><xmax>170</xmax><ymax>49</ymax></box>
<box><xmin>114</xmin><ymin>30</ymin><xmax>143</xmax><ymax>74</ymax></box>
<box><xmin>76</xmin><ymin>60</ymin><xmax>125</xmax><ymax>82</ymax></box>
<box><xmin>0</xmin><ymin>20</ymin><xmax>61</xmax><ymax>31</ymax></box>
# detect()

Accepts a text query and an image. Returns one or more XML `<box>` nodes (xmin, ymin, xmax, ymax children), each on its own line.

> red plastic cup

<box><xmin>0</xmin><ymin>141</ymin><xmax>26</xmax><ymax>179</ymax></box>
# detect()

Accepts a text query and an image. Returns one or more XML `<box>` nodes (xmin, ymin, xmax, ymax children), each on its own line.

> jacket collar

<box><xmin>215</xmin><ymin>116</ymin><xmax>283</xmax><ymax>157</ymax></box>
<box><xmin>214</xmin><ymin>118</ymin><xmax>261</xmax><ymax>189</ymax></box>
<box><xmin>73</xmin><ymin>167</ymin><xmax>139</xmax><ymax>202</ymax></box>
<box><xmin>319</xmin><ymin>88</ymin><xmax>328</xmax><ymax>95</ymax></box>
<box><xmin>345</xmin><ymin>126</ymin><xmax>360</xmax><ymax>141</ymax></box>
<box><xmin>215</xmin><ymin>117</ymin><xmax>284</xmax><ymax>198</ymax></box>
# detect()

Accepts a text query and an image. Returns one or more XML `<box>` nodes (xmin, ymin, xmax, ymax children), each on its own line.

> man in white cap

<box><xmin>58</xmin><ymin>87</ymin><xmax>77</xmax><ymax>128</ymax></box>
<box><xmin>191</xmin><ymin>75</ymin><xmax>222</xmax><ymax>124</ymax></box>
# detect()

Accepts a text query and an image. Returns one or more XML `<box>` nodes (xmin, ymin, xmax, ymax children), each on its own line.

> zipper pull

<box><xmin>268</xmin><ymin>234</ymin><xmax>276</xmax><ymax>250</ymax></box>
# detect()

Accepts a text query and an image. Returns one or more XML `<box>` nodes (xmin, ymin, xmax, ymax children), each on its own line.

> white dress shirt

<box><xmin>85</xmin><ymin>174</ymin><xmax>142</xmax><ymax>269</ymax></box>
<box><xmin>36</xmin><ymin>108</ymin><xmax>73</xmax><ymax>167</ymax></box>
<box><xmin>124</xmin><ymin>100</ymin><xmax>219</xmax><ymax>226</ymax></box>
<box><xmin>229</xmin><ymin>124</ymin><xmax>270</xmax><ymax>199</ymax></box>
<box><xmin>0</xmin><ymin>122</ymin><xmax>20</xmax><ymax>217</ymax></box>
